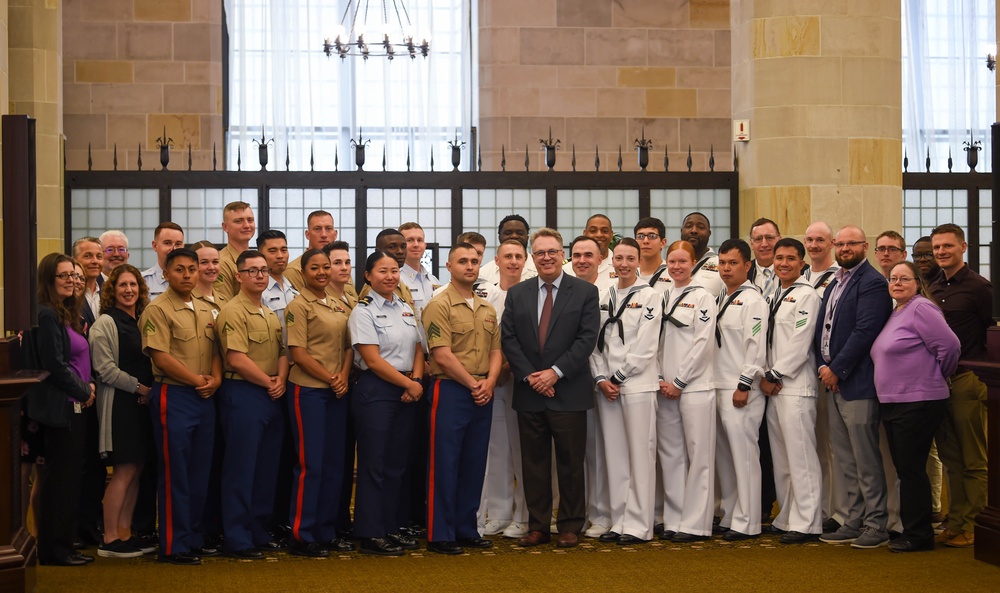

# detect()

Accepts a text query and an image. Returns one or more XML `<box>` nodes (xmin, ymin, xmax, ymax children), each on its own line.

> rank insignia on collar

<box><xmin>359</xmin><ymin>296</ymin><xmax>373</xmax><ymax>306</ymax></box>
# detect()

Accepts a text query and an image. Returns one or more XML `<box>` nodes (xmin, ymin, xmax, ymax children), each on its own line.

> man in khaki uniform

<box><xmin>422</xmin><ymin>242</ymin><xmax>503</xmax><ymax>555</ymax></box>
<box><xmin>215</xmin><ymin>201</ymin><xmax>257</xmax><ymax>299</ymax></box>
<box><xmin>215</xmin><ymin>250</ymin><xmax>289</xmax><ymax>559</ymax></box>
<box><xmin>286</xmin><ymin>210</ymin><xmax>339</xmax><ymax>292</ymax></box>
<box><xmin>140</xmin><ymin>248</ymin><xmax>222</xmax><ymax>566</ymax></box>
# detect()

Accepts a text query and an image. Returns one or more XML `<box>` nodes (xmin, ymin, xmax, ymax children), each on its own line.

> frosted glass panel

<box><xmin>172</xmin><ymin>188</ymin><xmax>256</xmax><ymax>246</ymax></box>
<box><xmin>462</xmin><ymin>189</ymin><xmax>546</xmax><ymax>256</ymax></box>
<box><xmin>269</xmin><ymin>188</ymin><xmax>356</xmax><ymax>254</ymax></box>
<box><xmin>69</xmin><ymin>188</ymin><xmax>159</xmax><ymax>269</ymax></box>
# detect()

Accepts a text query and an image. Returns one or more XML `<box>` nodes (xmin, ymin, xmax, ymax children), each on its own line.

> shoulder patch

<box><xmin>427</xmin><ymin>322</ymin><xmax>442</xmax><ymax>341</ymax></box>
<box><xmin>699</xmin><ymin>309</ymin><xmax>710</xmax><ymax>322</ymax></box>
<box><xmin>222</xmin><ymin>321</ymin><xmax>235</xmax><ymax>334</ymax></box>
<box><xmin>143</xmin><ymin>318</ymin><xmax>156</xmax><ymax>335</ymax></box>
<box><xmin>644</xmin><ymin>307</ymin><xmax>655</xmax><ymax>320</ymax></box>
<box><xmin>285</xmin><ymin>311</ymin><xmax>295</xmax><ymax>326</ymax></box>
<box><xmin>358</xmin><ymin>296</ymin><xmax>373</xmax><ymax>306</ymax></box>
<box><xmin>752</xmin><ymin>319</ymin><xmax>761</xmax><ymax>336</ymax></box>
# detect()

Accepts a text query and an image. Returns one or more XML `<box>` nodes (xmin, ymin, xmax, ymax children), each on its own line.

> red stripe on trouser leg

<box><xmin>426</xmin><ymin>379</ymin><xmax>442</xmax><ymax>541</ymax></box>
<box><xmin>160</xmin><ymin>384</ymin><xmax>173</xmax><ymax>556</ymax></box>
<box><xmin>292</xmin><ymin>385</ymin><xmax>308</xmax><ymax>541</ymax></box>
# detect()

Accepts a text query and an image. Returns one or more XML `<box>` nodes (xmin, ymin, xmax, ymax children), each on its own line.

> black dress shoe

<box><xmin>73</xmin><ymin>552</ymin><xmax>95</xmax><ymax>563</ymax></box>
<box><xmin>427</xmin><ymin>541</ymin><xmax>465</xmax><ymax>555</ymax></box>
<box><xmin>889</xmin><ymin>538</ymin><xmax>935</xmax><ymax>553</ymax></box>
<box><xmin>457</xmin><ymin>537</ymin><xmax>493</xmax><ymax>549</ymax></box>
<box><xmin>228</xmin><ymin>548</ymin><xmax>265</xmax><ymax>560</ymax></box>
<box><xmin>822</xmin><ymin>518</ymin><xmax>841</xmax><ymax>533</ymax></box>
<box><xmin>256</xmin><ymin>539</ymin><xmax>287</xmax><ymax>551</ymax></box>
<box><xmin>321</xmin><ymin>537</ymin><xmax>357</xmax><ymax>553</ymax></box>
<box><xmin>888</xmin><ymin>530</ymin><xmax>903</xmax><ymax>541</ymax></box>
<box><xmin>617</xmin><ymin>534</ymin><xmax>649</xmax><ymax>545</ymax></box>
<box><xmin>359</xmin><ymin>537</ymin><xmax>404</xmax><ymax>557</ymax></box>
<box><xmin>779</xmin><ymin>531</ymin><xmax>820</xmax><ymax>544</ymax></box>
<box><xmin>40</xmin><ymin>554</ymin><xmax>88</xmax><ymax>567</ymax></box>
<box><xmin>598</xmin><ymin>531</ymin><xmax>621</xmax><ymax>543</ymax></box>
<box><xmin>712</xmin><ymin>524</ymin><xmax>731</xmax><ymax>535</ymax></box>
<box><xmin>723</xmin><ymin>530</ymin><xmax>758</xmax><ymax>542</ymax></box>
<box><xmin>386</xmin><ymin>533</ymin><xmax>420</xmax><ymax>550</ymax></box>
<box><xmin>192</xmin><ymin>546</ymin><xmax>219</xmax><ymax>557</ymax></box>
<box><xmin>158</xmin><ymin>553</ymin><xmax>202</xmax><ymax>565</ymax></box>
<box><xmin>761</xmin><ymin>524</ymin><xmax>787</xmax><ymax>535</ymax></box>
<box><xmin>658</xmin><ymin>530</ymin><xmax>676</xmax><ymax>541</ymax></box>
<box><xmin>288</xmin><ymin>541</ymin><xmax>329</xmax><ymax>558</ymax></box>
<box><xmin>400</xmin><ymin>525</ymin><xmax>427</xmax><ymax>538</ymax></box>
<box><xmin>671</xmin><ymin>532</ymin><xmax>710</xmax><ymax>543</ymax></box>
<box><xmin>653</xmin><ymin>523</ymin><xmax>665</xmax><ymax>535</ymax></box>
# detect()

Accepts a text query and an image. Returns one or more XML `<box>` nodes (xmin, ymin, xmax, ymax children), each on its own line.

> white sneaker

<box><xmin>584</xmin><ymin>521</ymin><xmax>611</xmax><ymax>538</ymax></box>
<box><xmin>483</xmin><ymin>519</ymin><xmax>511</xmax><ymax>536</ymax></box>
<box><xmin>502</xmin><ymin>521</ymin><xmax>528</xmax><ymax>538</ymax></box>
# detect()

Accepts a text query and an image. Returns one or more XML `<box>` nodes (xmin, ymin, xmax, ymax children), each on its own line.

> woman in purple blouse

<box><xmin>871</xmin><ymin>261</ymin><xmax>960</xmax><ymax>553</ymax></box>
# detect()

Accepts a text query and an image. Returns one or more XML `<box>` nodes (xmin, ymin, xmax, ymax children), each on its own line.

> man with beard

<box><xmin>816</xmin><ymin>225</ymin><xmax>892</xmax><ymax>549</ymax></box>
<box><xmin>682</xmin><ymin>212</ymin><xmax>724</xmax><ymax>296</ymax></box>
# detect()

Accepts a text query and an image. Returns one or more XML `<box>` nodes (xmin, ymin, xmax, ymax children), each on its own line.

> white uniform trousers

<box><xmin>598</xmin><ymin>390</ymin><xmax>657</xmax><ymax>540</ymax></box>
<box><xmin>657</xmin><ymin>389</ymin><xmax>716</xmax><ymax>536</ymax></box>
<box><xmin>879</xmin><ymin>423</ymin><xmax>902</xmax><ymax>532</ymax></box>
<box><xmin>767</xmin><ymin>395</ymin><xmax>822</xmax><ymax>534</ymax></box>
<box><xmin>816</xmin><ymin>387</ymin><xmax>849</xmax><ymax>523</ymax></box>
<box><xmin>478</xmin><ymin>382</ymin><xmax>528</xmax><ymax>527</ymax></box>
<box><xmin>585</xmin><ymin>401</ymin><xmax>612</xmax><ymax>529</ymax></box>
<box><xmin>715</xmin><ymin>388</ymin><xmax>765</xmax><ymax>535</ymax></box>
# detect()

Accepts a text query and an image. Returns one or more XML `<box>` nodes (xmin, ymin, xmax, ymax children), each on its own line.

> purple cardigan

<box><xmin>871</xmin><ymin>295</ymin><xmax>960</xmax><ymax>404</ymax></box>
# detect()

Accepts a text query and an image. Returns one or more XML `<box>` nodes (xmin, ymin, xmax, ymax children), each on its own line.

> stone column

<box><xmin>8</xmin><ymin>0</ymin><xmax>63</xmax><ymax>262</ymax></box>
<box><xmin>731</xmin><ymin>2</ymin><xmax>901</xmax><ymax>239</ymax></box>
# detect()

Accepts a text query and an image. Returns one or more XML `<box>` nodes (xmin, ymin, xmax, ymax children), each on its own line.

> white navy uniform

<box><xmin>638</xmin><ymin>264</ymin><xmax>673</xmax><ymax>296</ymax></box>
<box><xmin>713</xmin><ymin>280</ymin><xmax>768</xmax><ymax>536</ymax></box>
<box><xmin>262</xmin><ymin>275</ymin><xmax>298</xmax><ymax>345</ymax></box>
<box><xmin>474</xmin><ymin>282</ymin><xmax>528</xmax><ymax>534</ymax></box>
<box><xmin>562</xmin><ymin>260</ymin><xmax>615</xmax><ymax>534</ymax></box>
<box><xmin>692</xmin><ymin>249</ymin><xmax>724</xmax><ymax>297</ymax></box>
<box><xmin>657</xmin><ymin>281</ymin><xmax>716</xmax><ymax>536</ymax></box>
<box><xmin>479</xmin><ymin>256</ymin><xmax>536</xmax><ymax>286</ymax></box>
<box><xmin>589</xmin><ymin>281</ymin><xmax>662</xmax><ymax>540</ymax></box>
<box><xmin>142</xmin><ymin>264</ymin><xmax>169</xmax><ymax>300</ymax></box>
<box><xmin>804</xmin><ymin>262</ymin><xmax>848</xmax><ymax>526</ymax></box>
<box><xmin>763</xmin><ymin>277</ymin><xmax>823</xmax><ymax>535</ymax></box>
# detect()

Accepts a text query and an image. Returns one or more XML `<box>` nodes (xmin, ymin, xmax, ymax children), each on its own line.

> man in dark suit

<box><xmin>814</xmin><ymin>225</ymin><xmax>893</xmax><ymax>549</ymax></box>
<box><xmin>501</xmin><ymin>227</ymin><xmax>599</xmax><ymax>549</ymax></box>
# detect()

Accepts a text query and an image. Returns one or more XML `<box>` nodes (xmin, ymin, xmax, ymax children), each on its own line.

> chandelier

<box><xmin>322</xmin><ymin>0</ymin><xmax>430</xmax><ymax>61</ymax></box>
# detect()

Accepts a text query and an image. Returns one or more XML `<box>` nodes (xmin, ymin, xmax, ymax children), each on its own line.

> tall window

<box><xmin>902</xmin><ymin>1</ymin><xmax>996</xmax><ymax>171</ymax></box>
<box><xmin>225</xmin><ymin>0</ymin><xmax>476</xmax><ymax>172</ymax></box>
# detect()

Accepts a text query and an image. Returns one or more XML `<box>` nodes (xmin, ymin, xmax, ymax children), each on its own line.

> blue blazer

<box><xmin>813</xmin><ymin>260</ymin><xmax>892</xmax><ymax>400</ymax></box>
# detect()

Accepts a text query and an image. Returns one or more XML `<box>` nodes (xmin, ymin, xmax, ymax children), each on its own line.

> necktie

<box><xmin>539</xmin><ymin>283</ymin><xmax>553</xmax><ymax>351</ymax></box>
<box><xmin>762</xmin><ymin>268</ymin><xmax>777</xmax><ymax>305</ymax></box>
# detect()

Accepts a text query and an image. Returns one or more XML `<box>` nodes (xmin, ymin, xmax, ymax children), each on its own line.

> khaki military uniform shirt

<box><xmin>139</xmin><ymin>288</ymin><xmax>217</xmax><ymax>384</ymax></box>
<box><xmin>192</xmin><ymin>286</ymin><xmax>228</xmax><ymax>319</ymax></box>
<box><xmin>213</xmin><ymin>244</ymin><xmax>243</xmax><ymax>301</ymax></box>
<box><xmin>216</xmin><ymin>291</ymin><xmax>285</xmax><ymax>379</ymax></box>
<box><xmin>422</xmin><ymin>283</ymin><xmax>500</xmax><ymax>378</ymax></box>
<box><xmin>286</xmin><ymin>289</ymin><xmax>352</xmax><ymax>388</ymax></box>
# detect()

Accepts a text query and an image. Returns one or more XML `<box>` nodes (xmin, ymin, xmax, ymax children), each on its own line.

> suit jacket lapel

<box><xmin>545</xmin><ymin>277</ymin><xmax>574</xmax><ymax>339</ymax></box>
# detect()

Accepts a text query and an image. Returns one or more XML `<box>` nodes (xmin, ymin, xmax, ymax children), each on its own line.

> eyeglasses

<box><xmin>888</xmin><ymin>276</ymin><xmax>915</xmax><ymax>284</ymax></box>
<box><xmin>55</xmin><ymin>272</ymin><xmax>85</xmax><ymax>281</ymax></box>
<box><xmin>912</xmin><ymin>253</ymin><xmax>934</xmax><ymax>260</ymax></box>
<box><xmin>832</xmin><ymin>240</ymin><xmax>866</xmax><ymax>249</ymax></box>
<box><xmin>104</xmin><ymin>247</ymin><xmax>128</xmax><ymax>255</ymax></box>
<box><xmin>238</xmin><ymin>267</ymin><xmax>270</xmax><ymax>277</ymax></box>
<box><xmin>750</xmin><ymin>234</ymin><xmax>779</xmax><ymax>244</ymax></box>
<box><xmin>532</xmin><ymin>249</ymin><xmax>562</xmax><ymax>259</ymax></box>
<box><xmin>875</xmin><ymin>246</ymin><xmax>903</xmax><ymax>254</ymax></box>
<box><xmin>635</xmin><ymin>232</ymin><xmax>660</xmax><ymax>241</ymax></box>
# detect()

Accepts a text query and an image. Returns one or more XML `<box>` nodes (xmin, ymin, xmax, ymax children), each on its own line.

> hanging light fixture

<box><xmin>322</xmin><ymin>0</ymin><xmax>430</xmax><ymax>61</ymax></box>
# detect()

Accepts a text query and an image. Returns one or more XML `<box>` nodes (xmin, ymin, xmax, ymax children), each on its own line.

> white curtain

<box><xmin>225</xmin><ymin>0</ymin><xmax>476</xmax><ymax>172</ymax></box>
<box><xmin>902</xmin><ymin>0</ymin><xmax>996</xmax><ymax>172</ymax></box>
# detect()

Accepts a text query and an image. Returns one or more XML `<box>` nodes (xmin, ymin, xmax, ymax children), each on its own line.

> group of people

<box><xmin>21</xmin><ymin>200</ymin><xmax>989</xmax><ymax>567</ymax></box>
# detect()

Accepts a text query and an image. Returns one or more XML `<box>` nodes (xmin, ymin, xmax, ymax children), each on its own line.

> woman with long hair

<box><xmin>32</xmin><ymin>253</ymin><xmax>96</xmax><ymax>566</ymax></box>
<box><xmin>90</xmin><ymin>264</ymin><xmax>153</xmax><ymax>558</ymax></box>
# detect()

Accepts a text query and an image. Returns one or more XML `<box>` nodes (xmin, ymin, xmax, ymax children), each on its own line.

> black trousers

<box><xmin>881</xmin><ymin>399</ymin><xmax>947</xmax><ymax>543</ymax></box>
<box><xmin>77</xmin><ymin>406</ymin><xmax>106</xmax><ymax>538</ymax></box>
<box><xmin>38</xmin><ymin>412</ymin><xmax>86</xmax><ymax>562</ymax></box>
<box><xmin>517</xmin><ymin>409</ymin><xmax>587</xmax><ymax>535</ymax></box>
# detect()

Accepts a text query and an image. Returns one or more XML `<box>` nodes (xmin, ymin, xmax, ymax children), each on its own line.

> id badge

<box><xmin>73</xmin><ymin>401</ymin><xmax>82</xmax><ymax>414</ymax></box>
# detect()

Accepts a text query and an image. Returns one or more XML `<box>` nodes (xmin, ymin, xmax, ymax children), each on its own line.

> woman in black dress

<box><xmin>90</xmin><ymin>264</ymin><xmax>153</xmax><ymax>558</ymax></box>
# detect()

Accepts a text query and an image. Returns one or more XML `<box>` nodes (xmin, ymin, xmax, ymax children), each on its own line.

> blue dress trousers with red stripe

<box><xmin>149</xmin><ymin>382</ymin><xmax>215</xmax><ymax>556</ymax></box>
